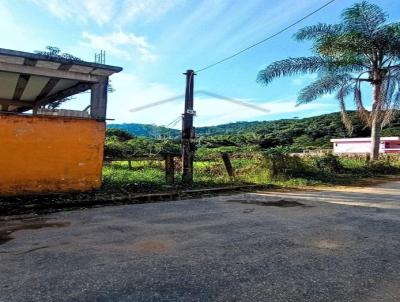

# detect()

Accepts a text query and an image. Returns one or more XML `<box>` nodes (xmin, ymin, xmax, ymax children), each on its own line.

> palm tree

<box><xmin>257</xmin><ymin>1</ymin><xmax>400</xmax><ymax>160</ymax></box>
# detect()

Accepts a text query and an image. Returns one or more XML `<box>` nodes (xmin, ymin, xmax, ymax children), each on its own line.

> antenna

<box><xmin>94</xmin><ymin>50</ymin><xmax>106</xmax><ymax>64</ymax></box>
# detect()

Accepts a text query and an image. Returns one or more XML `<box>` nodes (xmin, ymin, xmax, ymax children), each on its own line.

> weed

<box><xmin>102</xmin><ymin>153</ymin><xmax>400</xmax><ymax>192</ymax></box>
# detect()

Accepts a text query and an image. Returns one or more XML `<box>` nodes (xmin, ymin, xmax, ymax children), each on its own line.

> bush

<box><xmin>104</xmin><ymin>137</ymin><xmax>129</xmax><ymax>158</ymax></box>
<box><xmin>313</xmin><ymin>154</ymin><xmax>343</xmax><ymax>174</ymax></box>
<box><xmin>364</xmin><ymin>160</ymin><xmax>395</xmax><ymax>175</ymax></box>
<box><xmin>106</xmin><ymin>128</ymin><xmax>134</xmax><ymax>141</ymax></box>
<box><xmin>263</xmin><ymin>145</ymin><xmax>302</xmax><ymax>155</ymax></box>
<box><xmin>264</xmin><ymin>153</ymin><xmax>310</xmax><ymax>178</ymax></box>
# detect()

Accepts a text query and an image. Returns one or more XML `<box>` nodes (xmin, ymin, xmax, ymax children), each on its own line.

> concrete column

<box><xmin>90</xmin><ymin>77</ymin><xmax>108</xmax><ymax>120</ymax></box>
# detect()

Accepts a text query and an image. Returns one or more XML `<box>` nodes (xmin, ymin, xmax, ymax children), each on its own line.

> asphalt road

<box><xmin>1</xmin><ymin>180</ymin><xmax>400</xmax><ymax>302</ymax></box>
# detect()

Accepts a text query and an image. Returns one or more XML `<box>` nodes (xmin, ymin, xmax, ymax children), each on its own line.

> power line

<box><xmin>129</xmin><ymin>90</ymin><xmax>271</xmax><ymax>114</ymax></box>
<box><xmin>197</xmin><ymin>90</ymin><xmax>270</xmax><ymax>113</ymax></box>
<box><xmin>165</xmin><ymin>115</ymin><xmax>182</xmax><ymax>128</ymax></box>
<box><xmin>129</xmin><ymin>94</ymin><xmax>184</xmax><ymax>112</ymax></box>
<box><xmin>195</xmin><ymin>0</ymin><xmax>336</xmax><ymax>73</ymax></box>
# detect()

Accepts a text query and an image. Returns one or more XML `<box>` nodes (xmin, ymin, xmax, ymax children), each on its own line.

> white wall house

<box><xmin>331</xmin><ymin>137</ymin><xmax>400</xmax><ymax>154</ymax></box>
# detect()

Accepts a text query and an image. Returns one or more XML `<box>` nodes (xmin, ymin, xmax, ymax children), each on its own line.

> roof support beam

<box><xmin>35</xmin><ymin>64</ymin><xmax>73</xmax><ymax>101</ymax></box>
<box><xmin>12</xmin><ymin>59</ymin><xmax>38</xmax><ymax>101</ymax></box>
<box><xmin>0</xmin><ymin>61</ymin><xmax>102</xmax><ymax>83</ymax></box>
<box><xmin>0</xmin><ymin>99</ymin><xmax>34</xmax><ymax>108</ymax></box>
<box><xmin>12</xmin><ymin>74</ymin><xmax>30</xmax><ymax>100</ymax></box>
<box><xmin>35</xmin><ymin>82</ymin><xmax>92</xmax><ymax>108</ymax></box>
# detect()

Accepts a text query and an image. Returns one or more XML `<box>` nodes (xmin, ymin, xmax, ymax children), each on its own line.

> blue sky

<box><xmin>1</xmin><ymin>0</ymin><xmax>400</xmax><ymax>127</ymax></box>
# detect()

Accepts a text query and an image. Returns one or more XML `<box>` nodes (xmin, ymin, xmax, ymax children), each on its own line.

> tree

<box><xmin>34</xmin><ymin>46</ymin><xmax>82</xmax><ymax>62</ymax></box>
<box><xmin>257</xmin><ymin>1</ymin><xmax>400</xmax><ymax>160</ymax></box>
<box><xmin>106</xmin><ymin>128</ymin><xmax>135</xmax><ymax>141</ymax></box>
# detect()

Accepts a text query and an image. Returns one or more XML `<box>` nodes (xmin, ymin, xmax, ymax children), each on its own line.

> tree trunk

<box><xmin>370</xmin><ymin>113</ymin><xmax>381</xmax><ymax>160</ymax></box>
<box><xmin>370</xmin><ymin>78</ymin><xmax>382</xmax><ymax>161</ymax></box>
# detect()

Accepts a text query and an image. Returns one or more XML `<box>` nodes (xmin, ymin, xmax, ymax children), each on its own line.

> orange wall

<box><xmin>0</xmin><ymin>114</ymin><xmax>105</xmax><ymax>195</ymax></box>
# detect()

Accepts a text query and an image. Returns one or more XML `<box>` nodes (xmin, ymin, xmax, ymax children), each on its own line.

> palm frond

<box><xmin>384</xmin><ymin>77</ymin><xmax>397</xmax><ymax>105</ymax></box>
<box><xmin>379</xmin><ymin>75</ymin><xmax>400</xmax><ymax>128</ymax></box>
<box><xmin>297</xmin><ymin>73</ymin><xmax>352</xmax><ymax>104</ymax></box>
<box><xmin>375</xmin><ymin>22</ymin><xmax>400</xmax><ymax>39</ymax></box>
<box><xmin>381</xmin><ymin>109</ymin><xmax>398</xmax><ymax>128</ymax></box>
<box><xmin>381</xmin><ymin>79</ymin><xmax>400</xmax><ymax>128</ymax></box>
<box><xmin>337</xmin><ymin>82</ymin><xmax>353</xmax><ymax>100</ymax></box>
<box><xmin>257</xmin><ymin>57</ymin><xmax>332</xmax><ymax>85</ymax></box>
<box><xmin>338</xmin><ymin>92</ymin><xmax>354</xmax><ymax>134</ymax></box>
<box><xmin>354</xmin><ymin>85</ymin><xmax>371</xmax><ymax>126</ymax></box>
<box><xmin>371</xmin><ymin>22</ymin><xmax>400</xmax><ymax>58</ymax></box>
<box><xmin>336</xmin><ymin>82</ymin><xmax>355</xmax><ymax>133</ymax></box>
<box><xmin>316</xmin><ymin>32</ymin><xmax>372</xmax><ymax>61</ymax></box>
<box><xmin>294</xmin><ymin>23</ymin><xmax>342</xmax><ymax>41</ymax></box>
<box><xmin>342</xmin><ymin>1</ymin><xmax>387</xmax><ymax>36</ymax></box>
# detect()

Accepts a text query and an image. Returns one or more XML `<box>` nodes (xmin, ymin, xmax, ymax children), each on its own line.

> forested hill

<box><xmin>108</xmin><ymin>112</ymin><xmax>400</xmax><ymax>149</ymax></box>
<box><xmin>107</xmin><ymin>123</ymin><xmax>180</xmax><ymax>138</ymax></box>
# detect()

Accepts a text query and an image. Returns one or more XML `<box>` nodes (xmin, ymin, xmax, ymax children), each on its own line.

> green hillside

<box><xmin>107</xmin><ymin>123</ymin><xmax>180</xmax><ymax>138</ymax></box>
<box><xmin>108</xmin><ymin>112</ymin><xmax>400</xmax><ymax>151</ymax></box>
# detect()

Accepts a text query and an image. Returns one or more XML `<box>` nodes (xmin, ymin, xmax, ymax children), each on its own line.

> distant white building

<box><xmin>330</xmin><ymin>137</ymin><xmax>400</xmax><ymax>154</ymax></box>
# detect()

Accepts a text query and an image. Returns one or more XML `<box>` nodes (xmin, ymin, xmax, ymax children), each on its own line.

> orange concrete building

<box><xmin>0</xmin><ymin>48</ymin><xmax>122</xmax><ymax>195</ymax></box>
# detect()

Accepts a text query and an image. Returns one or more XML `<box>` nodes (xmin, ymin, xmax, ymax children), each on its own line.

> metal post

<box><xmin>182</xmin><ymin>70</ymin><xmax>196</xmax><ymax>184</ymax></box>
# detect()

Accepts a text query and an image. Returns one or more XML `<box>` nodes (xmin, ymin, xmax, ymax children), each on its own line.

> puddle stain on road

<box><xmin>0</xmin><ymin>218</ymin><xmax>70</xmax><ymax>245</ymax></box>
<box><xmin>132</xmin><ymin>239</ymin><xmax>175</xmax><ymax>253</ymax></box>
<box><xmin>226</xmin><ymin>199</ymin><xmax>311</xmax><ymax>208</ymax></box>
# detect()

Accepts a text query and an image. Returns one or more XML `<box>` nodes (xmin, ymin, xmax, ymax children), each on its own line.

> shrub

<box><xmin>263</xmin><ymin>145</ymin><xmax>302</xmax><ymax>155</ymax></box>
<box><xmin>106</xmin><ymin>128</ymin><xmax>134</xmax><ymax>141</ymax></box>
<box><xmin>364</xmin><ymin>160</ymin><xmax>395</xmax><ymax>175</ymax></box>
<box><xmin>263</xmin><ymin>153</ymin><xmax>310</xmax><ymax>178</ymax></box>
<box><xmin>104</xmin><ymin>137</ymin><xmax>129</xmax><ymax>158</ymax></box>
<box><xmin>313</xmin><ymin>154</ymin><xmax>343</xmax><ymax>174</ymax></box>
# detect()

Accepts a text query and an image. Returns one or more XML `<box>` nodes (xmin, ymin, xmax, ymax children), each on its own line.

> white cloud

<box><xmin>103</xmin><ymin>71</ymin><xmax>335</xmax><ymax>126</ymax></box>
<box><xmin>322</xmin><ymin>93</ymin><xmax>335</xmax><ymax>99</ymax></box>
<box><xmin>81</xmin><ymin>31</ymin><xmax>157</xmax><ymax>62</ymax></box>
<box><xmin>291</xmin><ymin>74</ymin><xmax>318</xmax><ymax>86</ymax></box>
<box><xmin>161</xmin><ymin>0</ymin><xmax>323</xmax><ymax>60</ymax></box>
<box><xmin>119</xmin><ymin>0</ymin><xmax>184</xmax><ymax>25</ymax></box>
<box><xmin>106</xmin><ymin>72</ymin><xmax>181</xmax><ymax>125</ymax></box>
<box><xmin>0</xmin><ymin>1</ymin><xmax>45</xmax><ymax>51</ymax></box>
<box><xmin>83</xmin><ymin>0</ymin><xmax>115</xmax><ymax>25</ymax></box>
<box><xmin>62</xmin><ymin>70</ymin><xmax>336</xmax><ymax>127</ymax></box>
<box><xmin>191</xmin><ymin>98</ymin><xmax>334</xmax><ymax>126</ymax></box>
<box><xmin>31</xmin><ymin>0</ymin><xmax>115</xmax><ymax>25</ymax></box>
<box><xmin>30</xmin><ymin>0</ymin><xmax>181</xmax><ymax>26</ymax></box>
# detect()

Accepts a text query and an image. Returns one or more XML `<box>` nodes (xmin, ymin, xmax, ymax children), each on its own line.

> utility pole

<box><xmin>182</xmin><ymin>69</ymin><xmax>196</xmax><ymax>184</ymax></box>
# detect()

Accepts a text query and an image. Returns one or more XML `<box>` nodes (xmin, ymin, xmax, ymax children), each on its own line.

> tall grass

<box><xmin>102</xmin><ymin>153</ymin><xmax>400</xmax><ymax>192</ymax></box>
<box><xmin>103</xmin><ymin>161</ymin><xmax>166</xmax><ymax>191</ymax></box>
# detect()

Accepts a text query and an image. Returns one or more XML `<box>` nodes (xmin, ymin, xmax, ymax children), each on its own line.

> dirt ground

<box><xmin>1</xmin><ymin>180</ymin><xmax>400</xmax><ymax>302</ymax></box>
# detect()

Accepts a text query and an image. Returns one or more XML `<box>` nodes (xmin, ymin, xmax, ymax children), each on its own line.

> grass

<box><xmin>103</xmin><ymin>161</ymin><xmax>166</xmax><ymax>191</ymax></box>
<box><xmin>102</xmin><ymin>153</ymin><xmax>400</xmax><ymax>193</ymax></box>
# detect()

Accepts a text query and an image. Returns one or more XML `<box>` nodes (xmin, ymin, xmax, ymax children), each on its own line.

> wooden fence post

<box><xmin>165</xmin><ymin>155</ymin><xmax>175</xmax><ymax>184</ymax></box>
<box><xmin>221</xmin><ymin>153</ymin><xmax>235</xmax><ymax>179</ymax></box>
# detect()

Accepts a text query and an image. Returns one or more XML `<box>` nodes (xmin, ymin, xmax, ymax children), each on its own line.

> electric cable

<box><xmin>195</xmin><ymin>0</ymin><xmax>336</xmax><ymax>73</ymax></box>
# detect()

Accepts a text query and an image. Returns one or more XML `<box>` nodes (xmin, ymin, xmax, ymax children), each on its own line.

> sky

<box><xmin>1</xmin><ymin>0</ymin><xmax>400</xmax><ymax>127</ymax></box>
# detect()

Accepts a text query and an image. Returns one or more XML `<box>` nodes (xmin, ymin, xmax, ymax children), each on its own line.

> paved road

<box><xmin>1</xmin><ymin>181</ymin><xmax>400</xmax><ymax>302</ymax></box>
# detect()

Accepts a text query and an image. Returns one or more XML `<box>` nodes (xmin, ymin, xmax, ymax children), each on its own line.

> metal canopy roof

<box><xmin>0</xmin><ymin>48</ymin><xmax>122</xmax><ymax>112</ymax></box>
